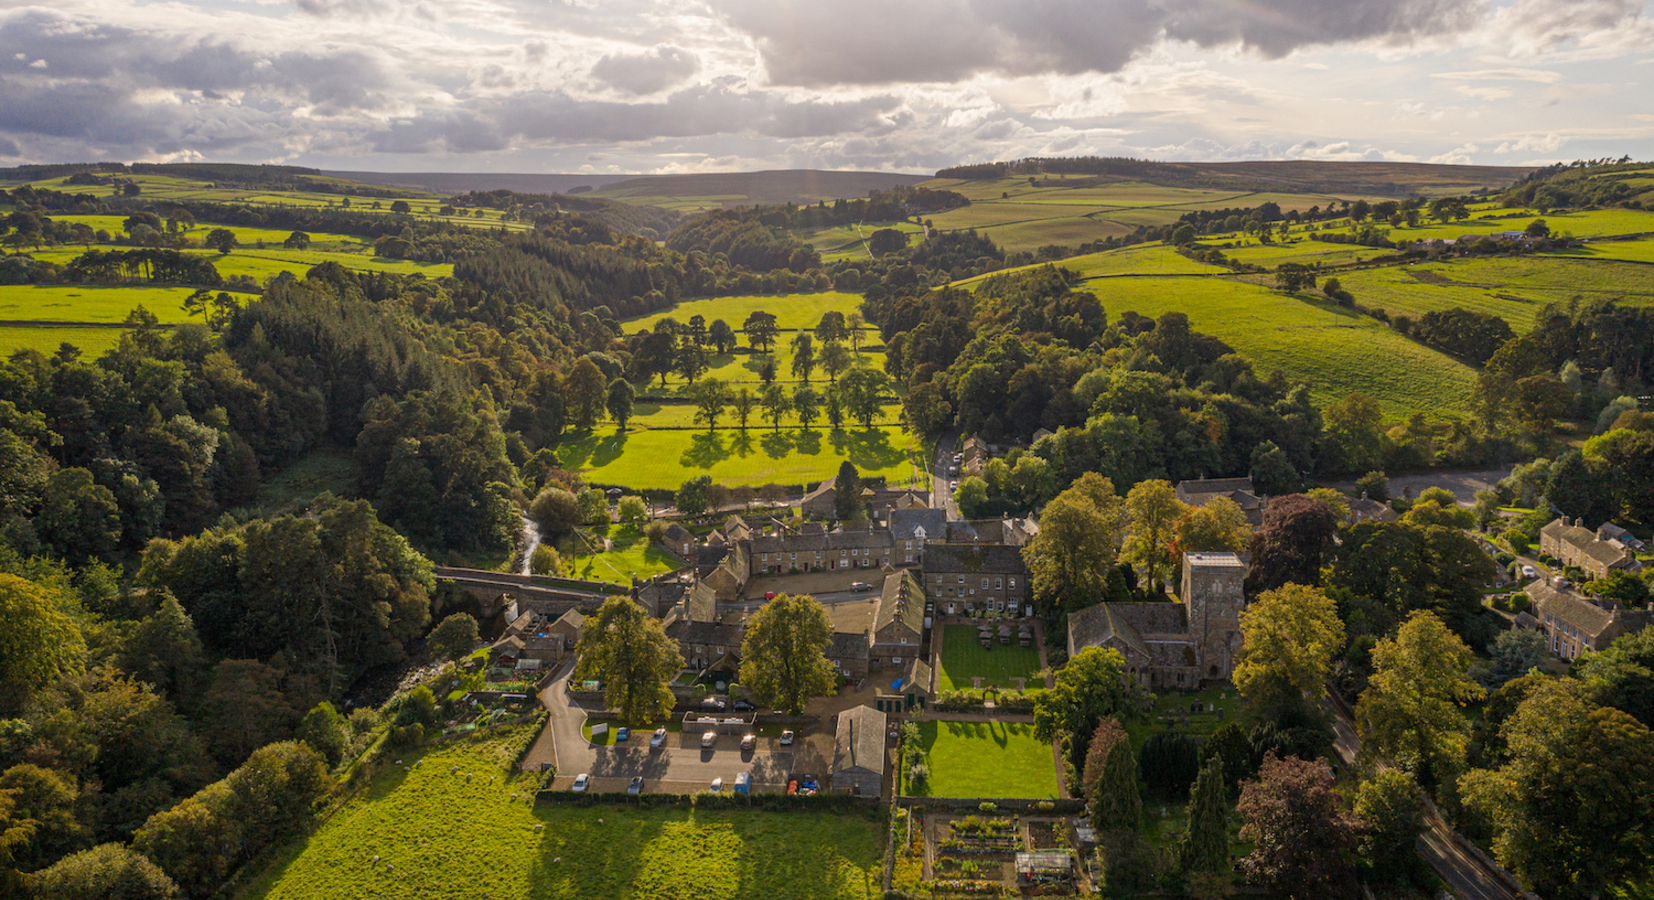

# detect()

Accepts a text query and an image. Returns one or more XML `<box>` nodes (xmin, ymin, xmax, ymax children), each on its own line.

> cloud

<box><xmin>709</xmin><ymin>0</ymin><xmax>1485</xmax><ymax>86</ymax></box>
<box><xmin>1494</xmin><ymin>132</ymin><xmax>1566</xmax><ymax>153</ymax></box>
<box><xmin>590</xmin><ymin>44</ymin><xmax>698</xmax><ymax>94</ymax></box>
<box><xmin>1428</xmin><ymin>142</ymin><xmax>1479</xmax><ymax>164</ymax></box>
<box><xmin>1432</xmin><ymin>67</ymin><xmax>1562</xmax><ymax>82</ymax></box>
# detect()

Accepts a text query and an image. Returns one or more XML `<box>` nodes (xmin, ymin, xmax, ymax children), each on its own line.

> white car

<box><xmin>701</xmin><ymin>730</ymin><xmax>717</xmax><ymax>748</ymax></box>
<box><xmin>572</xmin><ymin>773</ymin><xmax>590</xmax><ymax>792</ymax></box>
<box><xmin>650</xmin><ymin>727</ymin><xmax>668</xmax><ymax>749</ymax></box>
<box><xmin>1521</xmin><ymin>564</ymin><xmax>1536</xmax><ymax>579</ymax></box>
<box><xmin>709</xmin><ymin>777</ymin><xmax>724</xmax><ymax>793</ymax></box>
<box><xmin>740</xmin><ymin>733</ymin><xmax>757</xmax><ymax>751</ymax></box>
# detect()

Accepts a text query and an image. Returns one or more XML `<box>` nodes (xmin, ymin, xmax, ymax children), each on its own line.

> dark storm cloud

<box><xmin>458</xmin><ymin>78</ymin><xmax>902</xmax><ymax>143</ymax></box>
<box><xmin>590</xmin><ymin>44</ymin><xmax>698</xmax><ymax>94</ymax></box>
<box><xmin>0</xmin><ymin>9</ymin><xmax>400</xmax><ymax>156</ymax></box>
<box><xmin>710</xmin><ymin>0</ymin><xmax>1485</xmax><ymax>85</ymax></box>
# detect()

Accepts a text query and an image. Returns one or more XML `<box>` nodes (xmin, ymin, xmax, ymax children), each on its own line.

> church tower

<box><xmin>1180</xmin><ymin>553</ymin><xmax>1247</xmax><ymax>681</ymax></box>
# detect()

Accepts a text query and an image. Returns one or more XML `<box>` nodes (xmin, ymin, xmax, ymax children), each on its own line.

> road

<box><xmin>1325</xmin><ymin>697</ymin><xmax>1526</xmax><ymax>900</ymax></box>
<box><xmin>931</xmin><ymin>432</ymin><xmax>958</xmax><ymax>519</ymax></box>
<box><xmin>529</xmin><ymin>657</ymin><xmax>796</xmax><ymax>794</ymax></box>
<box><xmin>721</xmin><ymin>588</ymin><xmax>873</xmax><ymax>611</ymax></box>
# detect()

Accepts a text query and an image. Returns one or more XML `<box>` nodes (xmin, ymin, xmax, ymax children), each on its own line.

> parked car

<box><xmin>572</xmin><ymin>773</ymin><xmax>590</xmax><ymax>792</ymax></box>
<box><xmin>740</xmin><ymin>733</ymin><xmax>757</xmax><ymax>751</ymax></box>
<box><xmin>627</xmin><ymin>776</ymin><xmax>643</xmax><ymax>794</ymax></box>
<box><xmin>700</xmin><ymin>696</ymin><xmax>726</xmax><ymax>711</ymax></box>
<box><xmin>779</xmin><ymin>730</ymin><xmax>795</xmax><ymax>746</ymax></box>
<box><xmin>650</xmin><ymin>727</ymin><xmax>667</xmax><ymax>749</ymax></box>
<box><xmin>734</xmin><ymin>772</ymin><xmax>751</xmax><ymax>795</ymax></box>
<box><xmin>701</xmin><ymin>731</ymin><xmax>717</xmax><ymax>748</ymax></box>
<box><xmin>949</xmin><ymin>481</ymin><xmax>957</xmax><ymax>490</ymax></box>
<box><xmin>733</xmin><ymin>699</ymin><xmax>755</xmax><ymax>711</ymax></box>
<box><xmin>709</xmin><ymin>777</ymin><xmax>723</xmax><ymax>793</ymax></box>
<box><xmin>615</xmin><ymin>726</ymin><xmax>630</xmax><ymax>742</ymax></box>
<box><xmin>850</xmin><ymin>581</ymin><xmax>872</xmax><ymax>592</ymax></box>
<box><xmin>1521</xmin><ymin>564</ymin><xmax>1536</xmax><ymax>579</ymax></box>
<box><xmin>764</xmin><ymin>591</ymin><xmax>777</xmax><ymax>600</ymax></box>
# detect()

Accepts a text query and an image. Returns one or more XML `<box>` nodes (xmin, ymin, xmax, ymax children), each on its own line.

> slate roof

<box><xmin>750</xmin><ymin>529</ymin><xmax>894</xmax><ymax>555</ymax></box>
<box><xmin>833</xmin><ymin>705</ymin><xmax>886</xmax><ymax>775</ymax></box>
<box><xmin>1528</xmin><ymin>580</ymin><xmax>1616</xmax><ymax>638</ymax></box>
<box><xmin>663</xmin><ymin>523</ymin><xmax>694</xmax><ymax>543</ymax></box>
<box><xmin>876</xmin><ymin>569</ymin><xmax>925</xmax><ymax>636</ymax></box>
<box><xmin>552</xmin><ymin>608</ymin><xmax>586</xmax><ymax>630</ymax></box>
<box><xmin>1109</xmin><ymin>602</ymin><xmax>1191</xmax><ymax>636</ymax></box>
<box><xmin>890</xmin><ymin>508</ymin><xmax>947</xmax><ymax>542</ymax></box>
<box><xmin>667</xmin><ymin>619</ymin><xmax>745</xmax><ymax>647</ymax></box>
<box><xmin>898</xmin><ymin>657</ymin><xmax>932</xmax><ymax>695</ymax></box>
<box><xmin>1175</xmin><ymin>477</ymin><xmax>1261</xmax><ymax>509</ymax></box>
<box><xmin>923</xmin><ymin>542</ymin><xmax>1027</xmax><ymax>575</ymax></box>
<box><xmin>1066</xmin><ymin>604</ymin><xmax>1150</xmax><ymax>659</ymax></box>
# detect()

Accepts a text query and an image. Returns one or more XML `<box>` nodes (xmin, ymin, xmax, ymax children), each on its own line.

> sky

<box><xmin>0</xmin><ymin>0</ymin><xmax>1651</xmax><ymax>174</ymax></box>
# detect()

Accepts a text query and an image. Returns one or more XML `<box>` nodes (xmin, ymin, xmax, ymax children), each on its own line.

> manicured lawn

<box><xmin>570</xmin><ymin>523</ymin><xmax>682</xmax><ymax>585</ymax></box>
<box><xmin>240</xmin><ymin>727</ymin><xmax>885</xmax><ymax>900</ymax></box>
<box><xmin>908</xmin><ymin>720</ymin><xmax>1059</xmax><ymax>800</ymax></box>
<box><xmin>557</xmin><ymin>425</ymin><xmax>926</xmax><ymax>492</ymax></box>
<box><xmin>935</xmin><ymin>624</ymin><xmax>1041</xmax><ymax>692</ymax></box>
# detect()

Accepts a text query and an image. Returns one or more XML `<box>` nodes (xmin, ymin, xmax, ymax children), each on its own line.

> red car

<box><xmin>764</xmin><ymin>591</ymin><xmax>777</xmax><ymax>600</ymax></box>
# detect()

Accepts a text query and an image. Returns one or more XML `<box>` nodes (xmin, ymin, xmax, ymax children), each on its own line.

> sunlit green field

<box><xmin>625</xmin><ymin>291</ymin><xmax>868</xmax><ymax>334</ymax></box>
<box><xmin>0</xmin><ymin>284</ymin><xmax>197</xmax><ymax>323</ymax></box>
<box><xmin>1335</xmin><ymin>257</ymin><xmax>1654</xmax><ymax>332</ymax></box>
<box><xmin>0</xmin><ymin>326</ymin><xmax>128</xmax><ymax>358</ymax></box>
<box><xmin>1086</xmin><ymin>275</ymin><xmax>1477</xmax><ymax>419</ymax></box>
<box><xmin>559</xmin><ymin>425</ymin><xmax>926</xmax><ymax>491</ymax></box>
<box><xmin>239</xmin><ymin>727</ymin><xmax>885</xmax><ymax>900</ymax></box>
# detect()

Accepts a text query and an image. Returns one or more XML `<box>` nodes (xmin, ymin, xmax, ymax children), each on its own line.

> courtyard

<box><xmin>905</xmin><ymin>720</ymin><xmax>1060</xmax><ymax>800</ymax></box>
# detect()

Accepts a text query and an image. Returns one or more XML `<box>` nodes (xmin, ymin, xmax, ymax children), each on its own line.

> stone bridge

<box><xmin>434</xmin><ymin>567</ymin><xmax>614</xmax><ymax>632</ymax></box>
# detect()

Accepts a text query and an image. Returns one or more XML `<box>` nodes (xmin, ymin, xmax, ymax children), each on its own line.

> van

<box><xmin>734</xmin><ymin>772</ymin><xmax>751</xmax><ymax>795</ymax></box>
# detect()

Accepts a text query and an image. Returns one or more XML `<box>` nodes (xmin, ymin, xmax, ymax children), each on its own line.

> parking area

<box><xmin>554</xmin><ymin>728</ymin><xmax>798</xmax><ymax>795</ymax></box>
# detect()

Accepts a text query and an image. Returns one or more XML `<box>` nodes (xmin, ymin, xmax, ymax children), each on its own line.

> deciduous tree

<box><xmin>565</xmin><ymin>358</ymin><xmax>607</xmax><ymax>431</ymax></box>
<box><xmin>1237</xmin><ymin>754</ymin><xmax>1358</xmax><ymax>899</ymax></box>
<box><xmin>575</xmin><ymin>597</ymin><xmax>683</xmax><ymax>725</ymax></box>
<box><xmin>738</xmin><ymin>594</ymin><xmax>835</xmax><ymax>715</ymax></box>
<box><xmin>1023</xmin><ymin>473</ymin><xmax>1124</xmax><ymax>613</ymax></box>
<box><xmin>1234</xmin><ymin>584</ymin><xmax>1344</xmax><ymax>708</ymax></box>
<box><xmin>0</xmin><ymin>573</ymin><xmax>85</xmax><ymax>715</ymax></box>
<box><xmin>427</xmin><ymin>613</ymin><xmax>480</xmax><ymax>665</ymax></box>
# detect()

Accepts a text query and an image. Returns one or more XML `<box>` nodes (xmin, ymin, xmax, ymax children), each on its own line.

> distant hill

<box><xmin>933</xmin><ymin>157</ymin><xmax>1536</xmax><ymax>198</ymax></box>
<box><xmin>322</xmin><ymin>171</ymin><xmax>641</xmax><ymax>195</ymax></box>
<box><xmin>588</xmin><ymin>169</ymin><xmax>930</xmax><ymax>209</ymax></box>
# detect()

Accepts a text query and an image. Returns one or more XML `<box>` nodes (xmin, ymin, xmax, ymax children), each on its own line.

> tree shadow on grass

<box><xmin>559</xmin><ymin>430</ymin><xmax>628</xmax><ymax>470</ymax></box>
<box><xmin>528</xmin><ymin>806</ymin><xmax>666</xmax><ymax>900</ymax></box>
<box><xmin>680</xmin><ymin>431</ymin><xmax>732</xmax><ymax>470</ymax></box>
<box><xmin>829</xmin><ymin>428</ymin><xmax>907</xmax><ymax>470</ymax></box>
<box><xmin>730</xmin><ymin>808</ymin><xmax>882</xmax><ymax>899</ymax></box>
<box><xmin>730</xmin><ymin>430</ymin><xmax>755</xmax><ymax>459</ymax></box>
<box><xmin>794</xmin><ymin>428</ymin><xmax>822</xmax><ymax>456</ymax></box>
<box><xmin>759</xmin><ymin>430</ymin><xmax>794</xmax><ymax>459</ymax></box>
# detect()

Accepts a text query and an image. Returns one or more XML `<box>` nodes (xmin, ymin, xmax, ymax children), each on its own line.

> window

<box><xmin>935</xmin><ymin>575</ymin><xmax>943</xmax><ymax>584</ymax></box>
<box><xmin>815</xmin><ymin>551</ymin><xmax>822</xmax><ymax>558</ymax></box>
<box><xmin>852</xmin><ymin>549</ymin><xmax>859</xmax><ymax>557</ymax></box>
<box><xmin>901</xmin><ymin>636</ymin><xmax>908</xmax><ymax>644</ymax></box>
<box><xmin>982</xmin><ymin>578</ymin><xmax>989</xmax><ymax>589</ymax></box>
<box><xmin>1009</xmin><ymin>578</ymin><xmax>1017</xmax><ymax>588</ymax></box>
<box><xmin>842</xmin><ymin>549</ymin><xmax>849</xmax><ymax>557</ymax></box>
<box><xmin>995</xmin><ymin>578</ymin><xmax>1003</xmax><ymax>590</ymax></box>
<box><xmin>893</xmin><ymin>657</ymin><xmax>902</xmax><ymax>665</ymax></box>
<box><xmin>957</xmin><ymin>576</ymin><xmax>965</xmax><ymax>584</ymax></box>
<box><xmin>905</xmin><ymin>555</ymin><xmax>913</xmax><ymax>563</ymax></box>
<box><xmin>790</xmin><ymin>552</ymin><xmax>797</xmax><ymax>560</ymax></box>
<box><xmin>905</xmin><ymin>541</ymin><xmax>913</xmax><ymax>550</ymax></box>
<box><xmin>761</xmin><ymin>553</ymin><xmax>769</xmax><ymax>561</ymax></box>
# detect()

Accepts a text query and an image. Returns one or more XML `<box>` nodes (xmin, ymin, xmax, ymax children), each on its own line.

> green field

<box><xmin>935</xmin><ymin>624</ymin><xmax>1042</xmax><ymax>692</ymax></box>
<box><xmin>0</xmin><ymin>326</ymin><xmax>128</xmax><ymax>358</ymax></box>
<box><xmin>558</xmin><ymin>425</ymin><xmax>925</xmax><ymax>492</ymax></box>
<box><xmin>0</xmin><ymin>284</ymin><xmax>197</xmax><ymax>323</ymax></box>
<box><xmin>1336</xmin><ymin>257</ymin><xmax>1654</xmax><ymax>332</ymax></box>
<box><xmin>570</xmin><ymin>523</ymin><xmax>683</xmax><ymax>585</ymax></box>
<box><xmin>1084</xmin><ymin>275</ymin><xmax>1477</xmax><ymax>419</ymax></box>
<box><xmin>907</xmin><ymin>720</ymin><xmax>1060</xmax><ymax>800</ymax></box>
<box><xmin>626</xmin><ymin>292</ymin><xmax>868</xmax><ymax>334</ymax></box>
<box><xmin>240</xmin><ymin>727</ymin><xmax>885</xmax><ymax>900</ymax></box>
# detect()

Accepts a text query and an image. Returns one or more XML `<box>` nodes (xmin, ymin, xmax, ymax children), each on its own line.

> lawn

<box><xmin>1083</xmin><ymin>275</ymin><xmax>1477</xmax><ymax>419</ymax></box>
<box><xmin>935</xmin><ymin>624</ymin><xmax>1042</xmax><ymax>692</ymax></box>
<box><xmin>907</xmin><ymin>720</ymin><xmax>1059</xmax><ymax>800</ymax></box>
<box><xmin>625</xmin><ymin>291</ymin><xmax>868</xmax><ymax>333</ymax></box>
<box><xmin>570</xmin><ymin>523</ymin><xmax>682</xmax><ymax>585</ymax></box>
<box><xmin>254</xmin><ymin>446</ymin><xmax>358</xmax><ymax>512</ymax></box>
<box><xmin>557</xmin><ymin>425</ymin><xmax>926</xmax><ymax>492</ymax></box>
<box><xmin>239</xmin><ymin>727</ymin><xmax>885</xmax><ymax>900</ymax></box>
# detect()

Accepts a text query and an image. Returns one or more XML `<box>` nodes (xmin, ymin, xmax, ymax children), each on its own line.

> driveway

<box><xmin>528</xmin><ymin>657</ymin><xmax>796</xmax><ymax>794</ymax></box>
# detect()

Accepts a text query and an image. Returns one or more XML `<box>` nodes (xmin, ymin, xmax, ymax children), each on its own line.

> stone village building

<box><xmin>1065</xmin><ymin>552</ymin><xmax>1246</xmax><ymax>690</ymax></box>
<box><xmin>1539</xmin><ymin>516</ymin><xmax>1643</xmax><ymax>581</ymax></box>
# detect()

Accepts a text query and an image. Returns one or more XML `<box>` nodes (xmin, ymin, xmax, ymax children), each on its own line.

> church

<box><xmin>1065</xmin><ymin>552</ymin><xmax>1246</xmax><ymax>691</ymax></box>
